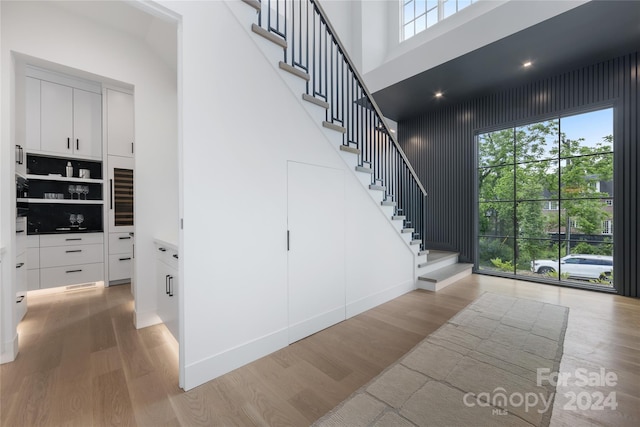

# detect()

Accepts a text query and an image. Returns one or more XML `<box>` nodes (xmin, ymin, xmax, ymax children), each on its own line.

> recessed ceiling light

<box><xmin>523</xmin><ymin>61</ymin><xmax>532</xmax><ymax>68</ymax></box>
<box><xmin>434</xmin><ymin>92</ymin><xmax>443</xmax><ymax>98</ymax></box>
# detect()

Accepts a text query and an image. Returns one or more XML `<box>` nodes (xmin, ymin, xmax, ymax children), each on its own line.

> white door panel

<box><xmin>287</xmin><ymin>162</ymin><xmax>345</xmax><ymax>344</ymax></box>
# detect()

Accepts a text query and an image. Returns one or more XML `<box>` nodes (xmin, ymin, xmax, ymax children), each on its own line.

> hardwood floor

<box><xmin>1</xmin><ymin>275</ymin><xmax>639</xmax><ymax>426</ymax></box>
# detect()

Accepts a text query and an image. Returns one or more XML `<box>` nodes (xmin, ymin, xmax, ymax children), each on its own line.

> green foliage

<box><xmin>490</xmin><ymin>258</ymin><xmax>515</xmax><ymax>272</ymax></box>
<box><xmin>546</xmin><ymin>270</ymin><xmax>570</xmax><ymax>280</ymax></box>
<box><xmin>478</xmin><ymin>112</ymin><xmax>614</xmax><ymax>271</ymax></box>
<box><xmin>590</xmin><ymin>271</ymin><xmax>613</xmax><ymax>287</ymax></box>
<box><xmin>572</xmin><ymin>241</ymin><xmax>613</xmax><ymax>256</ymax></box>
<box><xmin>478</xmin><ymin>238</ymin><xmax>513</xmax><ymax>266</ymax></box>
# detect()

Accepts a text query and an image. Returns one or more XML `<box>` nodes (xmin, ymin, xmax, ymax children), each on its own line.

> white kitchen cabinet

<box><xmin>40</xmin><ymin>80</ymin><xmax>73</xmax><ymax>155</ymax></box>
<box><xmin>39</xmin><ymin>80</ymin><xmax>102</xmax><ymax>160</ymax></box>
<box><xmin>15</xmin><ymin>144</ymin><xmax>27</xmax><ymax>177</ymax></box>
<box><xmin>106</xmin><ymin>89</ymin><xmax>134</xmax><ymax>157</ymax></box>
<box><xmin>37</xmin><ymin>233</ymin><xmax>104</xmax><ymax>290</ymax></box>
<box><xmin>15</xmin><ymin>252</ymin><xmax>27</xmax><ymax>323</ymax></box>
<box><xmin>40</xmin><ymin>263</ymin><xmax>104</xmax><ymax>289</ymax></box>
<box><xmin>156</xmin><ymin>242</ymin><xmax>179</xmax><ymax>342</ymax></box>
<box><xmin>39</xmin><ymin>243</ymin><xmax>103</xmax><ymax>268</ymax></box>
<box><xmin>27</xmin><ymin>236</ymin><xmax>40</xmax><ymax>291</ymax></box>
<box><xmin>40</xmin><ymin>233</ymin><xmax>104</xmax><ymax>247</ymax></box>
<box><xmin>25</xmin><ymin>77</ymin><xmax>41</xmax><ymax>152</ymax></box>
<box><xmin>107</xmin><ymin>232</ymin><xmax>133</xmax><ymax>284</ymax></box>
<box><xmin>16</xmin><ymin>217</ymin><xmax>27</xmax><ymax>256</ymax></box>
<box><xmin>109</xmin><ymin>254</ymin><xmax>133</xmax><ymax>282</ymax></box>
<box><xmin>73</xmin><ymin>88</ymin><xmax>103</xmax><ymax>159</ymax></box>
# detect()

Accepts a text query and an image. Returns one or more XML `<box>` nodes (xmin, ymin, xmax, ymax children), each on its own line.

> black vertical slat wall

<box><xmin>398</xmin><ymin>51</ymin><xmax>639</xmax><ymax>297</ymax></box>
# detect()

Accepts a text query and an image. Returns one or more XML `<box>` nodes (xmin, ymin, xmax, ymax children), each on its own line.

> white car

<box><xmin>531</xmin><ymin>254</ymin><xmax>613</xmax><ymax>280</ymax></box>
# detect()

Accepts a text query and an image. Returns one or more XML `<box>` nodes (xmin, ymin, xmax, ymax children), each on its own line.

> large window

<box><xmin>477</xmin><ymin>108</ymin><xmax>614</xmax><ymax>288</ymax></box>
<box><xmin>402</xmin><ymin>0</ymin><xmax>476</xmax><ymax>40</ymax></box>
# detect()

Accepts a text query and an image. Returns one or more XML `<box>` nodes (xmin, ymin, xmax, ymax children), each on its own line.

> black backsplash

<box><xmin>29</xmin><ymin>181</ymin><xmax>103</xmax><ymax>201</ymax></box>
<box><xmin>25</xmin><ymin>154</ymin><xmax>104</xmax><ymax>235</ymax></box>
<box><xmin>27</xmin><ymin>204</ymin><xmax>103</xmax><ymax>235</ymax></box>
<box><xmin>27</xmin><ymin>154</ymin><xmax>102</xmax><ymax>179</ymax></box>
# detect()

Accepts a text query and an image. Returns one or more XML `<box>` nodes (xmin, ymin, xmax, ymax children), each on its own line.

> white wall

<box><xmin>0</xmin><ymin>0</ymin><xmax>178</xmax><ymax>360</ymax></box>
<box><xmin>163</xmin><ymin>0</ymin><xmax>415</xmax><ymax>390</ymax></box>
<box><xmin>318</xmin><ymin>0</ymin><xmax>588</xmax><ymax>93</ymax></box>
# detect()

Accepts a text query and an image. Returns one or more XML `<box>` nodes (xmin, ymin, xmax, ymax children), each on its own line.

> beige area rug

<box><xmin>314</xmin><ymin>293</ymin><xmax>569</xmax><ymax>427</ymax></box>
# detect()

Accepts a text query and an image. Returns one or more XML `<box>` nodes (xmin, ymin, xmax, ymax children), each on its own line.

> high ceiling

<box><xmin>53</xmin><ymin>0</ymin><xmax>177</xmax><ymax>74</ymax></box>
<box><xmin>372</xmin><ymin>0</ymin><xmax>640</xmax><ymax>121</ymax></box>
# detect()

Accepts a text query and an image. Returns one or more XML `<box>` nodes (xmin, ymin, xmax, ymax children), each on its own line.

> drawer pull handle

<box><xmin>169</xmin><ymin>275</ymin><xmax>174</xmax><ymax>297</ymax></box>
<box><xmin>172</xmin><ymin>254</ymin><xmax>179</xmax><ymax>259</ymax></box>
<box><xmin>66</xmin><ymin>238</ymin><xmax>82</xmax><ymax>241</ymax></box>
<box><xmin>165</xmin><ymin>274</ymin><xmax>170</xmax><ymax>294</ymax></box>
<box><xmin>16</xmin><ymin>230</ymin><xmax>25</xmax><ymax>234</ymax></box>
<box><xmin>16</xmin><ymin>296</ymin><xmax>25</xmax><ymax>303</ymax></box>
<box><xmin>16</xmin><ymin>262</ymin><xmax>25</xmax><ymax>269</ymax></box>
<box><xmin>119</xmin><ymin>257</ymin><xmax>131</xmax><ymax>261</ymax></box>
<box><xmin>66</xmin><ymin>269</ymin><xmax>82</xmax><ymax>273</ymax></box>
<box><xmin>119</xmin><ymin>236</ymin><xmax>131</xmax><ymax>240</ymax></box>
<box><xmin>66</xmin><ymin>250</ymin><xmax>82</xmax><ymax>253</ymax></box>
<box><xmin>158</xmin><ymin>247</ymin><xmax>166</xmax><ymax>252</ymax></box>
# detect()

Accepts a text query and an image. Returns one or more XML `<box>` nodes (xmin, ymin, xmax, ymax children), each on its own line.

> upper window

<box><xmin>402</xmin><ymin>0</ymin><xmax>477</xmax><ymax>40</ymax></box>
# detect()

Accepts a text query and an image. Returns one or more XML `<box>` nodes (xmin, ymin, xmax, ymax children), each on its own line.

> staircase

<box><xmin>238</xmin><ymin>0</ymin><xmax>471</xmax><ymax>290</ymax></box>
<box><xmin>416</xmin><ymin>250</ymin><xmax>473</xmax><ymax>291</ymax></box>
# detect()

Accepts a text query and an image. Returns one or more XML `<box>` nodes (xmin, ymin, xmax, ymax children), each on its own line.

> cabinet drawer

<box><xmin>40</xmin><ymin>243</ymin><xmax>103</xmax><ymax>268</ymax></box>
<box><xmin>27</xmin><ymin>247</ymin><xmax>40</xmax><ymax>269</ymax></box>
<box><xmin>28</xmin><ymin>269</ymin><xmax>40</xmax><ymax>291</ymax></box>
<box><xmin>155</xmin><ymin>245</ymin><xmax>178</xmax><ymax>270</ymax></box>
<box><xmin>40</xmin><ymin>233</ymin><xmax>104</xmax><ymax>247</ymax></box>
<box><xmin>109</xmin><ymin>233</ymin><xmax>133</xmax><ymax>255</ymax></box>
<box><xmin>16</xmin><ymin>217</ymin><xmax>27</xmax><ymax>255</ymax></box>
<box><xmin>40</xmin><ymin>262</ymin><xmax>104</xmax><ymax>289</ymax></box>
<box><xmin>16</xmin><ymin>252</ymin><xmax>27</xmax><ymax>293</ymax></box>
<box><xmin>109</xmin><ymin>254</ymin><xmax>132</xmax><ymax>282</ymax></box>
<box><xmin>27</xmin><ymin>235</ymin><xmax>40</xmax><ymax>248</ymax></box>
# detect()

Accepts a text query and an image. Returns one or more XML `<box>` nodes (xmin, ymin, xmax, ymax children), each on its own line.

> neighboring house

<box><xmin>541</xmin><ymin>181</ymin><xmax>614</xmax><ymax>237</ymax></box>
<box><xmin>1</xmin><ymin>0</ymin><xmax>638</xmax><ymax>392</ymax></box>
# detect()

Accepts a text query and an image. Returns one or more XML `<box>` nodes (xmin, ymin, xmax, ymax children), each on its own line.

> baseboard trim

<box><xmin>346</xmin><ymin>279</ymin><xmax>415</xmax><ymax>319</ymax></box>
<box><xmin>0</xmin><ymin>334</ymin><xmax>19</xmax><ymax>364</ymax></box>
<box><xmin>288</xmin><ymin>306</ymin><xmax>346</xmax><ymax>344</ymax></box>
<box><xmin>134</xmin><ymin>309</ymin><xmax>162</xmax><ymax>329</ymax></box>
<box><xmin>183</xmin><ymin>328</ymin><xmax>288</xmax><ymax>391</ymax></box>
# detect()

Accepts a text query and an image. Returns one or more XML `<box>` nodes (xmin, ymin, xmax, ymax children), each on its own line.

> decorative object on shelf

<box><xmin>70</xmin><ymin>213</ymin><xmax>77</xmax><ymax>226</ymax></box>
<box><xmin>76</xmin><ymin>214</ymin><xmax>84</xmax><ymax>227</ymax></box>
<box><xmin>66</xmin><ymin>161</ymin><xmax>73</xmax><ymax>178</ymax></box>
<box><xmin>79</xmin><ymin>169</ymin><xmax>90</xmax><ymax>179</ymax></box>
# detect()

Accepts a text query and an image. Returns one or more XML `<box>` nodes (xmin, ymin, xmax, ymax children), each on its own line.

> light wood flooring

<box><xmin>1</xmin><ymin>275</ymin><xmax>639</xmax><ymax>426</ymax></box>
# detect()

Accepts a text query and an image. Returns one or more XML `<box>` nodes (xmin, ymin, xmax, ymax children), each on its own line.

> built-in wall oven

<box><xmin>16</xmin><ymin>175</ymin><xmax>29</xmax><ymax>217</ymax></box>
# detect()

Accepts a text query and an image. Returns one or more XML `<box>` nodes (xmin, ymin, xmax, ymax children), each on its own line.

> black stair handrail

<box><xmin>251</xmin><ymin>0</ymin><xmax>427</xmax><ymax>248</ymax></box>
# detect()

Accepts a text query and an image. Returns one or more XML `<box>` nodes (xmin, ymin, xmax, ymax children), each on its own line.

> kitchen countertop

<box><xmin>29</xmin><ymin>229</ymin><xmax>104</xmax><ymax>235</ymax></box>
<box><xmin>154</xmin><ymin>238</ymin><xmax>178</xmax><ymax>252</ymax></box>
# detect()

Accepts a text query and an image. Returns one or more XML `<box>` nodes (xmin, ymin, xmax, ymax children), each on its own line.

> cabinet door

<box><xmin>41</xmin><ymin>81</ymin><xmax>73</xmax><ymax>156</ymax></box>
<box><xmin>165</xmin><ymin>271</ymin><xmax>179</xmax><ymax>341</ymax></box>
<box><xmin>108</xmin><ymin>254</ymin><xmax>132</xmax><ymax>282</ymax></box>
<box><xmin>73</xmin><ymin>89</ymin><xmax>102</xmax><ymax>159</ymax></box>
<box><xmin>16</xmin><ymin>252</ymin><xmax>27</xmax><ymax>323</ymax></box>
<box><xmin>106</xmin><ymin>89</ymin><xmax>134</xmax><ymax>157</ymax></box>
<box><xmin>25</xmin><ymin>77</ymin><xmax>41</xmax><ymax>151</ymax></box>
<box><xmin>157</xmin><ymin>261</ymin><xmax>169</xmax><ymax>325</ymax></box>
